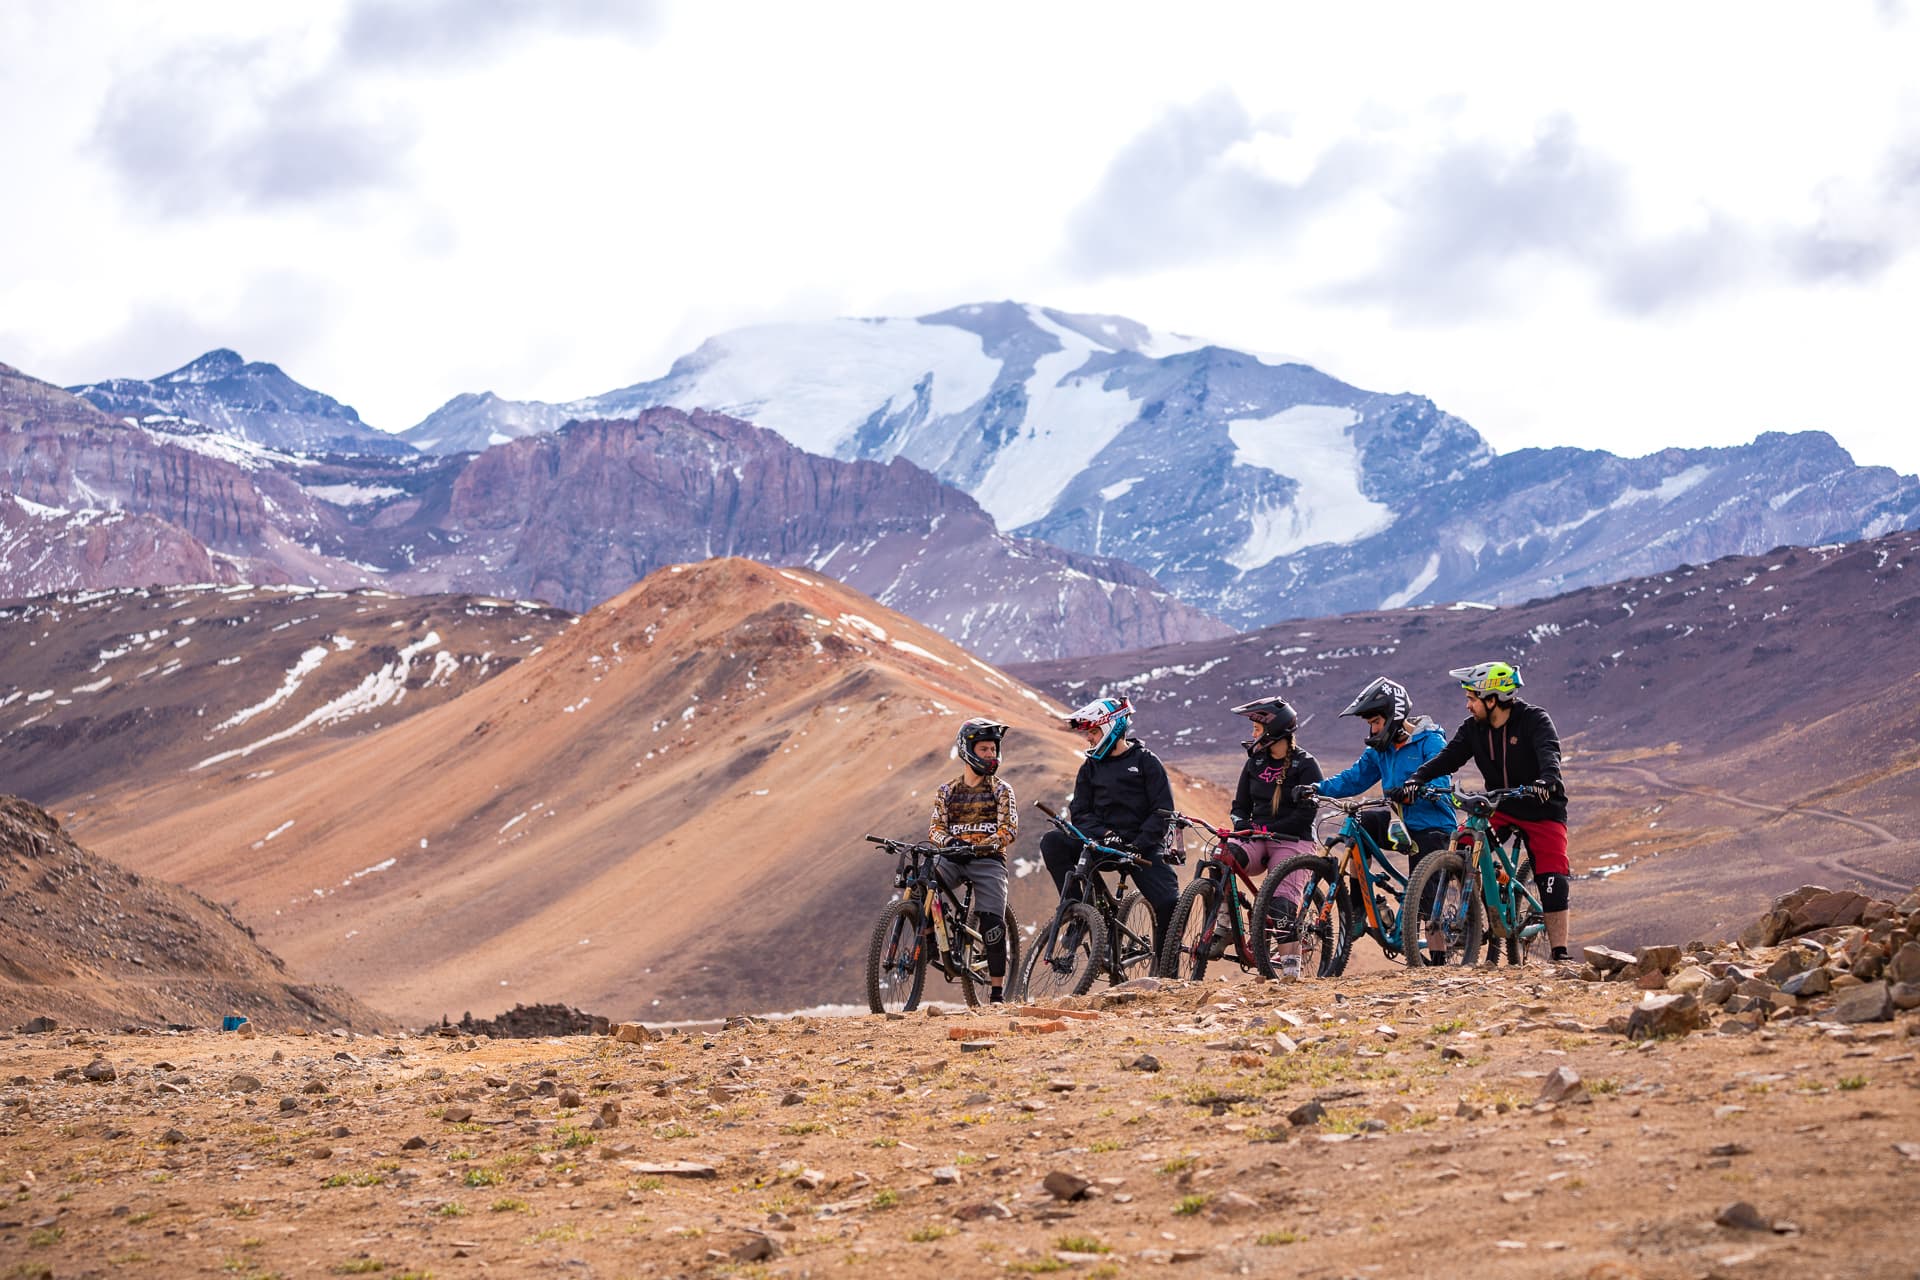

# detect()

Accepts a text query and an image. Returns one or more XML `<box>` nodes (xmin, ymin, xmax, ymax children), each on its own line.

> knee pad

<box><xmin>982</xmin><ymin>920</ymin><xmax>1005</xmax><ymax>946</ymax></box>
<box><xmin>1538</xmin><ymin>873</ymin><xmax>1569</xmax><ymax>913</ymax></box>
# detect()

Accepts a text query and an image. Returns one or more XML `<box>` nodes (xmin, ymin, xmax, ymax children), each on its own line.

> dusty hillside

<box><xmin>0</xmin><ymin>797</ymin><xmax>383</xmax><ymax>1032</ymax></box>
<box><xmin>3</xmin><ymin>880</ymin><xmax>1917</xmax><ymax>1279</ymax></box>
<box><xmin>1012</xmin><ymin>531</ymin><xmax>1920</xmax><ymax>951</ymax></box>
<box><xmin>0</xmin><ymin>583</ymin><xmax>571</xmax><ymax>803</ymax></box>
<box><xmin>63</xmin><ymin>559</ymin><xmax>1227</xmax><ymax>1023</ymax></box>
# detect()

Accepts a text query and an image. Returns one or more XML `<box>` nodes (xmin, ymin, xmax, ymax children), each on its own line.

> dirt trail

<box><xmin>5</xmin><ymin>969</ymin><xmax>1917</xmax><ymax>1279</ymax></box>
<box><xmin>1587</xmin><ymin>761</ymin><xmax>1914</xmax><ymax>895</ymax></box>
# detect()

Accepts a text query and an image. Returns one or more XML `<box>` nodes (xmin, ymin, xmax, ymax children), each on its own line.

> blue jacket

<box><xmin>1317</xmin><ymin>717</ymin><xmax>1457</xmax><ymax>832</ymax></box>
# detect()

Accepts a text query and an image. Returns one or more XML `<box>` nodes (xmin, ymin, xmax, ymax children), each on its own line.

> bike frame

<box><xmin>1456</xmin><ymin>805</ymin><xmax>1545</xmax><ymax>944</ymax></box>
<box><xmin>1316</xmin><ymin>800</ymin><xmax>1415</xmax><ymax>956</ymax></box>
<box><xmin>1031</xmin><ymin>804</ymin><xmax>1155</xmax><ymax>980</ymax></box>
<box><xmin>1168</xmin><ymin>814</ymin><xmax>1260</xmax><ymax>967</ymax></box>
<box><xmin>870</xmin><ymin>837</ymin><xmax>988</xmax><ymax>983</ymax></box>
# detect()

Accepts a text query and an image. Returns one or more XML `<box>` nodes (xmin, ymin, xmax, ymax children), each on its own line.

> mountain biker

<box><xmin>1044</xmin><ymin>697</ymin><xmax>1181</xmax><ymax>964</ymax></box>
<box><xmin>929</xmin><ymin>718</ymin><xmax>1017</xmax><ymax>1004</ymax></box>
<box><xmin>1222</xmin><ymin>696</ymin><xmax>1323</xmax><ymax>979</ymax></box>
<box><xmin>1396</xmin><ymin>661</ymin><xmax>1573</xmax><ymax>964</ymax></box>
<box><xmin>1300</xmin><ymin>677</ymin><xmax>1459</xmax><ymax>964</ymax></box>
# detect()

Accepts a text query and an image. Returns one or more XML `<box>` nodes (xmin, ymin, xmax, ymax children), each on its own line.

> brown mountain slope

<box><xmin>1012</xmin><ymin>530</ymin><xmax>1920</xmax><ymax>949</ymax></box>
<box><xmin>0</xmin><ymin>797</ymin><xmax>384</xmax><ymax>1030</ymax></box>
<box><xmin>65</xmin><ymin>560</ymin><xmax>1227</xmax><ymax>1022</ymax></box>
<box><xmin>0</xmin><ymin>584</ymin><xmax>571</xmax><ymax>803</ymax></box>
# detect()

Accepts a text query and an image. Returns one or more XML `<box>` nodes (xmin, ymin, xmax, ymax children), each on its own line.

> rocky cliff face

<box><xmin>69</xmin><ymin>349</ymin><xmax>415</xmax><ymax>457</ymax></box>
<box><xmin>397</xmin><ymin>410</ymin><xmax>1229</xmax><ymax>662</ymax></box>
<box><xmin>0</xmin><ymin>496</ymin><xmax>247</xmax><ymax>599</ymax></box>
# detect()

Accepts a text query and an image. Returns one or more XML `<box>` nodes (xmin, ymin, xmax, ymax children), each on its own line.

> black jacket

<box><xmin>1230</xmin><ymin>746</ymin><xmax>1324</xmax><ymax>841</ymax></box>
<box><xmin>1410</xmin><ymin>698</ymin><xmax>1567</xmax><ymax>824</ymax></box>
<box><xmin>1068</xmin><ymin>738</ymin><xmax>1176</xmax><ymax>852</ymax></box>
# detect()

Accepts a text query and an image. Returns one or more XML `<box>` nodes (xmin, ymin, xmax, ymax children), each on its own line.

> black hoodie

<box><xmin>1067</xmin><ymin>738</ymin><xmax>1176</xmax><ymax>852</ymax></box>
<box><xmin>1409</xmin><ymin>698</ymin><xmax>1567</xmax><ymax>824</ymax></box>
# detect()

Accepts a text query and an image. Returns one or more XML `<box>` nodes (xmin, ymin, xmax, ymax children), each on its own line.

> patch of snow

<box><xmin>1099</xmin><ymin>477</ymin><xmax>1142</xmax><ymax>502</ymax></box>
<box><xmin>890</xmin><ymin>639</ymin><xmax>950</xmax><ymax>665</ymax></box>
<box><xmin>216</xmin><ymin>645</ymin><xmax>328</xmax><ymax>731</ymax></box>
<box><xmin>302</xmin><ymin>483</ymin><xmax>405</xmax><ymax>506</ymax></box>
<box><xmin>1224</xmin><ymin>405</ymin><xmax>1390</xmax><ymax>568</ymax></box>
<box><xmin>1380</xmin><ymin>553</ymin><xmax>1441</xmax><ymax>610</ymax></box>
<box><xmin>971</xmin><ymin>307</ymin><xmax>1143</xmax><ymax>528</ymax></box>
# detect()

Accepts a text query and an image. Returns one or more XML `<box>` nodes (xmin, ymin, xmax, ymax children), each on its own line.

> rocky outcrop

<box><xmin>68</xmin><ymin>348</ymin><xmax>414</xmax><ymax>456</ymax></box>
<box><xmin>0</xmin><ymin>796</ymin><xmax>387</xmax><ymax>1030</ymax></box>
<box><xmin>402</xmin><ymin>410</ymin><xmax>1229</xmax><ymax>662</ymax></box>
<box><xmin>0</xmin><ymin>496</ymin><xmax>249</xmax><ymax>599</ymax></box>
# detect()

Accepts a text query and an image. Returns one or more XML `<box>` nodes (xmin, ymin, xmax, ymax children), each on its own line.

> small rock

<box><xmin>226</xmin><ymin>1073</ymin><xmax>263</xmax><ymax>1093</ymax></box>
<box><xmin>23</xmin><ymin>1017</ymin><xmax>57</xmax><ymax>1035</ymax></box>
<box><xmin>82</xmin><ymin>1058</ymin><xmax>117</xmax><ymax>1084</ymax></box>
<box><xmin>402</xmin><ymin>1136</ymin><xmax>428</xmax><ymax>1150</ymax></box>
<box><xmin>1667</xmin><ymin>966</ymin><xmax>1713</xmax><ymax>995</ymax></box>
<box><xmin>1288</xmin><ymin>1100</ymin><xmax>1327</xmax><ymax>1127</ymax></box>
<box><xmin>1625</xmin><ymin>992</ymin><xmax>1705</xmax><ymax>1040</ymax></box>
<box><xmin>1888</xmin><ymin>942</ymin><xmax>1920</xmax><ymax>986</ymax></box>
<box><xmin>1123</xmin><ymin>1054</ymin><xmax>1162</xmax><ymax>1073</ymax></box>
<box><xmin>952</xmin><ymin>1200</ymin><xmax>1013</xmax><ymax>1221</ymax></box>
<box><xmin>1835</xmin><ymin>981</ymin><xmax>1894</xmax><ymax>1024</ymax></box>
<box><xmin>1537</xmin><ymin>1066</ymin><xmax>1590</xmax><ymax>1105</ymax></box>
<box><xmin>441</xmin><ymin>1106</ymin><xmax>474</xmax><ymax>1123</ymax></box>
<box><xmin>613</xmin><ymin>1022</ymin><xmax>658</xmax><ymax>1044</ymax></box>
<box><xmin>1583</xmin><ymin>946</ymin><xmax>1636</xmax><ymax>974</ymax></box>
<box><xmin>1889</xmin><ymin>982</ymin><xmax>1920</xmax><ymax>1011</ymax></box>
<box><xmin>1046</xmin><ymin>1078</ymin><xmax>1078</xmax><ymax>1092</ymax></box>
<box><xmin>1782</xmin><ymin>967</ymin><xmax>1834</xmax><ymax>997</ymax></box>
<box><xmin>558</xmin><ymin>1088</ymin><xmax>583</xmax><ymax>1108</ymax></box>
<box><xmin>779</xmin><ymin>1090</ymin><xmax>805</xmax><ymax>1106</ymax></box>
<box><xmin>1043</xmin><ymin>1171</ymin><xmax>1090</xmax><ymax>1201</ymax></box>
<box><xmin>729</xmin><ymin>1231</ymin><xmax>780</xmax><ymax>1262</ymax></box>
<box><xmin>160</xmin><ymin>1127</ymin><xmax>187</xmax><ymax>1144</ymax></box>
<box><xmin>1634</xmin><ymin>944</ymin><xmax>1683</xmax><ymax>975</ymax></box>
<box><xmin>958</xmin><ymin>1040</ymin><xmax>996</xmax><ymax>1053</ymax></box>
<box><xmin>930</xmin><ymin>1166</ymin><xmax>962</xmax><ymax>1185</ymax></box>
<box><xmin>1715</xmin><ymin>1201</ymin><xmax>1772</xmax><ymax>1232</ymax></box>
<box><xmin>278</xmin><ymin>1097</ymin><xmax>300</xmax><ymax>1113</ymax></box>
<box><xmin>1210</xmin><ymin>1190</ymin><xmax>1260</xmax><ymax>1219</ymax></box>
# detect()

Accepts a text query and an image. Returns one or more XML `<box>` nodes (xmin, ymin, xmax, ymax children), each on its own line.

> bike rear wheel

<box><xmin>1160</xmin><ymin>879</ymin><xmax>1218</xmax><ymax>981</ymax></box>
<box><xmin>866</xmin><ymin>899</ymin><xmax>927</xmax><ymax>1014</ymax></box>
<box><xmin>1252</xmin><ymin>853</ymin><xmax>1343</xmax><ymax>979</ymax></box>
<box><xmin>1402</xmin><ymin>851</ymin><xmax>1482</xmax><ymax>970</ymax></box>
<box><xmin>1017</xmin><ymin>902</ymin><xmax>1104</xmax><ymax>1001</ymax></box>
<box><xmin>1112</xmin><ymin>889</ymin><xmax>1158</xmax><ymax>983</ymax></box>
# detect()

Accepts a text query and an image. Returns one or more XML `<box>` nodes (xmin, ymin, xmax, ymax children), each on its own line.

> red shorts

<box><xmin>1488</xmin><ymin>814</ymin><xmax>1570</xmax><ymax>877</ymax></box>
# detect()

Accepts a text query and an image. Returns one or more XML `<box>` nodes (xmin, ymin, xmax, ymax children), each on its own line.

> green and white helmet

<box><xmin>1449</xmin><ymin>660</ymin><xmax>1523</xmax><ymax>703</ymax></box>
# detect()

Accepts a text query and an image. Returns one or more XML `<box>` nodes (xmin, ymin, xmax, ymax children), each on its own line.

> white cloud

<box><xmin>0</xmin><ymin>1</ymin><xmax>1915</xmax><ymax>477</ymax></box>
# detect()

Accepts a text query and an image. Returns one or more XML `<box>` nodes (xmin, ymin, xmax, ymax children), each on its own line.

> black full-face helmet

<box><xmin>954</xmin><ymin>718</ymin><xmax>1009</xmax><ymax>775</ymax></box>
<box><xmin>1229</xmin><ymin>696</ymin><xmax>1297</xmax><ymax>757</ymax></box>
<box><xmin>1341</xmin><ymin>677</ymin><xmax>1411</xmax><ymax>750</ymax></box>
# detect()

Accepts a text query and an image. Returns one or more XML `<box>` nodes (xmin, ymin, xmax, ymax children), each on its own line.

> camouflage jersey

<box><xmin>929</xmin><ymin>776</ymin><xmax>1018</xmax><ymax>857</ymax></box>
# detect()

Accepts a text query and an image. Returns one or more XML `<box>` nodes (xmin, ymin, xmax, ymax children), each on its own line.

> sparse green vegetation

<box><xmin>435</xmin><ymin>1202</ymin><xmax>467</xmax><ymax>1217</ymax></box>
<box><xmin>1839</xmin><ymin>1076</ymin><xmax>1869</xmax><ymax>1091</ymax></box>
<box><xmin>1173</xmin><ymin>1194</ymin><xmax>1209</xmax><ymax>1216</ymax></box>
<box><xmin>1053</xmin><ymin>1234</ymin><xmax>1110</xmax><ymax>1254</ymax></box>
<box><xmin>463</xmin><ymin>1169</ymin><xmax>503</xmax><ymax>1188</ymax></box>
<box><xmin>1257</xmin><ymin>1229</ymin><xmax>1305</xmax><ymax>1246</ymax></box>
<box><xmin>489</xmin><ymin>1198</ymin><xmax>531</xmax><ymax>1213</ymax></box>
<box><xmin>907</xmin><ymin>1224</ymin><xmax>955</xmax><ymax>1242</ymax></box>
<box><xmin>870</xmin><ymin>1188</ymin><xmax>900</xmax><ymax>1209</ymax></box>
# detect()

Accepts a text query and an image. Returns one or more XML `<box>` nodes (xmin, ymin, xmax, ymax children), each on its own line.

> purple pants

<box><xmin>1221</xmin><ymin>834</ymin><xmax>1316</xmax><ymax>902</ymax></box>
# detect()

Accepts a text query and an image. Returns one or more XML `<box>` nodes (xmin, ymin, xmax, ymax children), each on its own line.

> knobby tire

<box><xmin>1017</xmin><ymin>901</ymin><xmax>1104</xmax><ymax>1001</ymax></box>
<box><xmin>866</xmin><ymin>899</ymin><xmax>926</xmax><ymax>1014</ymax></box>
<box><xmin>1161</xmin><ymin>879</ymin><xmax>1219</xmax><ymax>981</ymax></box>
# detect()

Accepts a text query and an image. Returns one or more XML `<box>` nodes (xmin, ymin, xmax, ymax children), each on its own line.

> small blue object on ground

<box><xmin>222</xmin><ymin>1015</ymin><xmax>249</xmax><ymax>1031</ymax></box>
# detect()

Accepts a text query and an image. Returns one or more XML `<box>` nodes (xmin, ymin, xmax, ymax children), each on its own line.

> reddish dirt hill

<box><xmin>1012</xmin><ymin>531</ymin><xmax>1920</xmax><ymax>951</ymax></box>
<box><xmin>0</xmin><ymin>797</ymin><xmax>383</xmax><ymax>1031</ymax></box>
<box><xmin>61</xmin><ymin>560</ymin><xmax>1227</xmax><ymax>1023</ymax></box>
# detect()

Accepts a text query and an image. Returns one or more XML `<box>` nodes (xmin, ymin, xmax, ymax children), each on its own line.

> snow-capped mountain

<box><xmin>403</xmin><ymin>301</ymin><xmax>1920</xmax><ymax>626</ymax></box>
<box><xmin>3</xmin><ymin>363</ymin><xmax>1220</xmax><ymax>661</ymax></box>
<box><xmin>69</xmin><ymin>349</ymin><xmax>415</xmax><ymax>457</ymax></box>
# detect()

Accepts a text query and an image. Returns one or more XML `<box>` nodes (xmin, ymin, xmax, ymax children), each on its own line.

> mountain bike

<box><xmin>1158</xmin><ymin>814</ymin><xmax>1290</xmax><ymax>981</ymax></box>
<box><xmin>864</xmin><ymin>836</ymin><xmax>1020</xmax><ymax>1013</ymax></box>
<box><xmin>1401</xmin><ymin>787</ymin><xmax>1544</xmax><ymax>968</ymax></box>
<box><xmin>1014</xmin><ymin>803</ymin><xmax>1168</xmax><ymax>1000</ymax></box>
<box><xmin>1249</xmin><ymin>796</ymin><xmax>1418</xmax><ymax>979</ymax></box>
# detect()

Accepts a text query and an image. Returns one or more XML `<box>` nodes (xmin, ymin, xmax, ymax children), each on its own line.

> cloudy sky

<box><xmin>3</xmin><ymin>1</ymin><xmax>1917</xmax><ymax>472</ymax></box>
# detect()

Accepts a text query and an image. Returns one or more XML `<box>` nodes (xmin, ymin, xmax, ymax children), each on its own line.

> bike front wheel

<box><xmin>1017</xmin><ymin>902</ymin><xmax>1105</xmax><ymax>1001</ymax></box>
<box><xmin>1160</xmin><ymin>879</ymin><xmax>1219</xmax><ymax>981</ymax></box>
<box><xmin>1252</xmin><ymin>853</ymin><xmax>1344</xmax><ymax>979</ymax></box>
<box><xmin>1112</xmin><ymin>890</ymin><xmax>1158</xmax><ymax>983</ymax></box>
<box><xmin>866</xmin><ymin>899</ymin><xmax>927</xmax><ymax>1014</ymax></box>
<box><xmin>1402</xmin><ymin>851</ymin><xmax>1482</xmax><ymax>970</ymax></box>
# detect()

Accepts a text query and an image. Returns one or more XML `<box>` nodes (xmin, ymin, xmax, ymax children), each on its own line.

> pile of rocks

<box><xmin>1581</xmin><ymin>882</ymin><xmax>1920</xmax><ymax>1038</ymax></box>
<box><xmin>429</xmin><ymin>1003</ymin><xmax>611</xmax><ymax>1039</ymax></box>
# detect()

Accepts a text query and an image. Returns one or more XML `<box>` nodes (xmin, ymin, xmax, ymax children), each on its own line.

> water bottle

<box><xmin>1387</xmin><ymin>813</ymin><xmax>1413</xmax><ymax>852</ymax></box>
